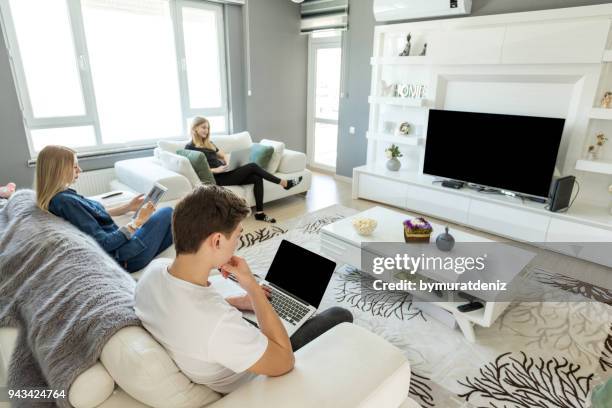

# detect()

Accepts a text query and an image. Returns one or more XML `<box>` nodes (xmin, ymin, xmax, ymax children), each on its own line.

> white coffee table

<box><xmin>320</xmin><ymin>206</ymin><xmax>534</xmax><ymax>342</ymax></box>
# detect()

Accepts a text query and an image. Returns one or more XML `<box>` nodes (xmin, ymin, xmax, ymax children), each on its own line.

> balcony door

<box><xmin>307</xmin><ymin>34</ymin><xmax>342</xmax><ymax>171</ymax></box>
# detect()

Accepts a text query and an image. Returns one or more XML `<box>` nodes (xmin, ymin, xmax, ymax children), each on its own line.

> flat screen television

<box><xmin>423</xmin><ymin>109</ymin><xmax>565</xmax><ymax>198</ymax></box>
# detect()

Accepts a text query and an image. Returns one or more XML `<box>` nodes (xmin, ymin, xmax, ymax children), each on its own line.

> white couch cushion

<box><xmin>114</xmin><ymin>157</ymin><xmax>193</xmax><ymax>201</ymax></box>
<box><xmin>158</xmin><ymin>140</ymin><xmax>189</xmax><ymax>154</ymax></box>
<box><xmin>158</xmin><ymin>151</ymin><xmax>201</xmax><ymax>187</ymax></box>
<box><xmin>70</xmin><ymin>362</ymin><xmax>116</xmax><ymax>408</ymax></box>
<box><xmin>278</xmin><ymin>149</ymin><xmax>307</xmax><ymax>174</ymax></box>
<box><xmin>208</xmin><ymin>323</ymin><xmax>411</xmax><ymax>408</ymax></box>
<box><xmin>0</xmin><ymin>328</ymin><xmax>17</xmax><ymax>385</ymax></box>
<box><xmin>259</xmin><ymin>139</ymin><xmax>285</xmax><ymax>173</ymax></box>
<box><xmin>212</xmin><ymin>132</ymin><xmax>252</xmax><ymax>153</ymax></box>
<box><xmin>0</xmin><ymin>327</ymin><xmax>115</xmax><ymax>408</ymax></box>
<box><xmin>100</xmin><ymin>326</ymin><xmax>220</xmax><ymax>408</ymax></box>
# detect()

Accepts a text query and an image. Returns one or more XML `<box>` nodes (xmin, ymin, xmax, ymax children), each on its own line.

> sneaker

<box><xmin>284</xmin><ymin>176</ymin><xmax>303</xmax><ymax>191</ymax></box>
<box><xmin>254</xmin><ymin>212</ymin><xmax>276</xmax><ymax>223</ymax></box>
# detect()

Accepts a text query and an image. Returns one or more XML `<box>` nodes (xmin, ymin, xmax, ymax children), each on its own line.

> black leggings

<box><xmin>214</xmin><ymin>162</ymin><xmax>281</xmax><ymax>212</ymax></box>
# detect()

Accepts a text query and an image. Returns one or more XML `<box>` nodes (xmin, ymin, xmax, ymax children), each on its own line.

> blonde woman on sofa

<box><xmin>185</xmin><ymin>116</ymin><xmax>302</xmax><ymax>223</ymax></box>
<box><xmin>35</xmin><ymin>145</ymin><xmax>173</xmax><ymax>273</ymax></box>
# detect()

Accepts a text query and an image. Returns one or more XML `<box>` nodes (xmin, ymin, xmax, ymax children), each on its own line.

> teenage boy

<box><xmin>135</xmin><ymin>185</ymin><xmax>352</xmax><ymax>393</ymax></box>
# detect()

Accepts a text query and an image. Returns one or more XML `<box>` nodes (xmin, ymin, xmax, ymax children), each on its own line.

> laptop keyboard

<box><xmin>268</xmin><ymin>287</ymin><xmax>310</xmax><ymax>325</ymax></box>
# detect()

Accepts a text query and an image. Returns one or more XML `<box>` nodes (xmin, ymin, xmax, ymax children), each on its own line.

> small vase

<box><xmin>386</xmin><ymin>157</ymin><xmax>401</xmax><ymax>171</ymax></box>
<box><xmin>436</xmin><ymin>227</ymin><xmax>455</xmax><ymax>252</ymax></box>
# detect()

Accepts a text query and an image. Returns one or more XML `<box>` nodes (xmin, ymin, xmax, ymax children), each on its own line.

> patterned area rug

<box><xmin>236</xmin><ymin>205</ymin><xmax>612</xmax><ymax>408</ymax></box>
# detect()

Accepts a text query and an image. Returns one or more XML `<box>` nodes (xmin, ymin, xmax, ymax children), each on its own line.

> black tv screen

<box><xmin>423</xmin><ymin>109</ymin><xmax>565</xmax><ymax>198</ymax></box>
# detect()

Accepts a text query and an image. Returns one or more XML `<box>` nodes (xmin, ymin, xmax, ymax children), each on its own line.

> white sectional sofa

<box><xmin>0</xmin><ymin>323</ymin><xmax>420</xmax><ymax>407</ymax></box>
<box><xmin>0</xmin><ymin>181</ymin><xmax>422</xmax><ymax>408</ymax></box>
<box><xmin>112</xmin><ymin>132</ymin><xmax>312</xmax><ymax>206</ymax></box>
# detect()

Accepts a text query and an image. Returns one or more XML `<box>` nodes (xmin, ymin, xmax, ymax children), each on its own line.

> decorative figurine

<box><xmin>381</xmin><ymin>80</ymin><xmax>396</xmax><ymax>97</ymax></box>
<box><xmin>385</xmin><ymin>144</ymin><xmax>403</xmax><ymax>171</ymax></box>
<box><xmin>399</xmin><ymin>33</ymin><xmax>412</xmax><ymax>56</ymax></box>
<box><xmin>586</xmin><ymin>132</ymin><xmax>608</xmax><ymax>160</ymax></box>
<box><xmin>436</xmin><ymin>226</ymin><xmax>455</xmax><ymax>252</ymax></box>
<box><xmin>397</xmin><ymin>122</ymin><xmax>411</xmax><ymax>135</ymax></box>
<box><xmin>601</xmin><ymin>91</ymin><xmax>612</xmax><ymax>109</ymax></box>
<box><xmin>419</xmin><ymin>43</ymin><xmax>428</xmax><ymax>56</ymax></box>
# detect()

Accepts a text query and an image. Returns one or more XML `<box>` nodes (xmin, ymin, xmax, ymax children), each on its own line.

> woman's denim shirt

<box><xmin>48</xmin><ymin>189</ymin><xmax>146</xmax><ymax>262</ymax></box>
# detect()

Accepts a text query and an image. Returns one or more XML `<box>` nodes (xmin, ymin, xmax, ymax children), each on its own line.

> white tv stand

<box><xmin>352</xmin><ymin>165</ymin><xmax>612</xmax><ymax>267</ymax></box>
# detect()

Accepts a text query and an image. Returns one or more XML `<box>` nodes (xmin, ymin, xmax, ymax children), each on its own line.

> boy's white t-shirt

<box><xmin>135</xmin><ymin>259</ymin><xmax>268</xmax><ymax>394</ymax></box>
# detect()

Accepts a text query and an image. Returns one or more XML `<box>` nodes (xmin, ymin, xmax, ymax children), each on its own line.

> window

<box><xmin>0</xmin><ymin>0</ymin><xmax>229</xmax><ymax>157</ymax></box>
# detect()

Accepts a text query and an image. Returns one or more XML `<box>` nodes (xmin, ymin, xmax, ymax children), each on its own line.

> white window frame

<box><xmin>0</xmin><ymin>0</ymin><xmax>230</xmax><ymax>159</ymax></box>
<box><xmin>174</xmin><ymin>0</ymin><xmax>229</xmax><ymax>132</ymax></box>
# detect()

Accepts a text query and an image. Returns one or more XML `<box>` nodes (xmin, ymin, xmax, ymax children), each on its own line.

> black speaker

<box><xmin>548</xmin><ymin>176</ymin><xmax>575</xmax><ymax>212</ymax></box>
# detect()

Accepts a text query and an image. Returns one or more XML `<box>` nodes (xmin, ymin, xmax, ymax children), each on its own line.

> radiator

<box><xmin>72</xmin><ymin>168</ymin><xmax>116</xmax><ymax>197</ymax></box>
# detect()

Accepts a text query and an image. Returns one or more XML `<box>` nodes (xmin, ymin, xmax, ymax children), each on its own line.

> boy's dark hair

<box><xmin>172</xmin><ymin>185</ymin><xmax>250</xmax><ymax>254</ymax></box>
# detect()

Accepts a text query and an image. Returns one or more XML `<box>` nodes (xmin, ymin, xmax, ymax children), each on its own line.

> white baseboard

<box><xmin>334</xmin><ymin>174</ymin><xmax>353</xmax><ymax>184</ymax></box>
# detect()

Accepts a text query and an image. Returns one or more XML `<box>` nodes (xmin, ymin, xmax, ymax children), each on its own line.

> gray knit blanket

<box><xmin>0</xmin><ymin>190</ymin><xmax>141</xmax><ymax>407</ymax></box>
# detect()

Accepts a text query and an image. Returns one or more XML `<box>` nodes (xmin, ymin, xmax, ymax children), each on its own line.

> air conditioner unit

<box><xmin>373</xmin><ymin>0</ymin><xmax>472</xmax><ymax>22</ymax></box>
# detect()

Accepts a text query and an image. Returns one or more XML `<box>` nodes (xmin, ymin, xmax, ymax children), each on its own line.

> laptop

<box><xmin>224</xmin><ymin>148</ymin><xmax>251</xmax><ymax>172</ymax></box>
<box><xmin>241</xmin><ymin>240</ymin><xmax>337</xmax><ymax>336</ymax></box>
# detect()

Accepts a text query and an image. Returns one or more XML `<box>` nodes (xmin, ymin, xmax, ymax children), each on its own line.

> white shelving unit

<box><xmin>357</xmin><ymin>5</ymin><xmax>612</xmax><ymax>273</ymax></box>
<box><xmin>589</xmin><ymin>107</ymin><xmax>612</xmax><ymax>120</ymax></box>
<box><xmin>576</xmin><ymin>159</ymin><xmax>612</xmax><ymax>175</ymax></box>
<box><xmin>366</xmin><ymin>131</ymin><xmax>423</xmax><ymax>146</ymax></box>
<box><xmin>355</xmin><ymin>6</ymin><xmax>612</xmax><ymax>335</ymax></box>
<box><xmin>368</xmin><ymin>96</ymin><xmax>426</xmax><ymax>107</ymax></box>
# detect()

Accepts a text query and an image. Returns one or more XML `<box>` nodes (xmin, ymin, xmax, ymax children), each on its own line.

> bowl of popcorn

<box><xmin>352</xmin><ymin>218</ymin><xmax>378</xmax><ymax>236</ymax></box>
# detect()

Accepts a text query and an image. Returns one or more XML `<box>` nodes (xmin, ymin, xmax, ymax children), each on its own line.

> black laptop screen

<box><xmin>265</xmin><ymin>240</ymin><xmax>336</xmax><ymax>308</ymax></box>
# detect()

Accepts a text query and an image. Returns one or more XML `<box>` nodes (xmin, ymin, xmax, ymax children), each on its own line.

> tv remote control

<box><xmin>101</xmin><ymin>191</ymin><xmax>123</xmax><ymax>199</ymax></box>
<box><xmin>457</xmin><ymin>302</ymin><xmax>484</xmax><ymax>313</ymax></box>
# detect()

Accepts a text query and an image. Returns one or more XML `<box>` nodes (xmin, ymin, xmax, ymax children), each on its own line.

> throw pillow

<box><xmin>158</xmin><ymin>151</ymin><xmax>201</xmax><ymax>187</ymax></box>
<box><xmin>176</xmin><ymin>149</ymin><xmax>216</xmax><ymax>185</ymax></box>
<box><xmin>249</xmin><ymin>143</ymin><xmax>274</xmax><ymax>169</ymax></box>
<box><xmin>158</xmin><ymin>140</ymin><xmax>188</xmax><ymax>153</ymax></box>
<box><xmin>260</xmin><ymin>139</ymin><xmax>285</xmax><ymax>173</ymax></box>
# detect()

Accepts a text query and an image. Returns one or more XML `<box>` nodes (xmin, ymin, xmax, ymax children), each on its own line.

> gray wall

<box><xmin>0</xmin><ymin>1</ymin><xmax>306</xmax><ymax>188</ymax></box>
<box><xmin>226</xmin><ymin>4</ymin><xmax>247</xmax><ymax>133</ymax></box>
<box><xmin>335</xmin><ymin>0</ymin><xmax>612</xmax><ymax>177</ymax></box>
<box><xmin>0</xmin><ymin>30</ymin><xmax>32</xmax><ymax>188</ymax></box>
<box><xmin>243</xmin><ymin>0</ymin><xmax>307</xmax><ymax>151</ymax></box>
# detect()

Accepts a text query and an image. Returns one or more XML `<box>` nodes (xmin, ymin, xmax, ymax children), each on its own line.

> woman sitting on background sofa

<box><xmin>185</xmin><ymin>117</ymin><xmax>302</xmax><ymax>223</ymax></box>
<box><xmin>35</xmin><ymin>145</ymin><xmax>173</xmax><ymax>273</ymax></box>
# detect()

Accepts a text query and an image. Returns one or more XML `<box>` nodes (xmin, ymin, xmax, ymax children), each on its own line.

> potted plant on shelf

<box><xmin>385</xmin><ymin>144</ymin><xmax>403</xmax><ymax>171</ymax></box>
